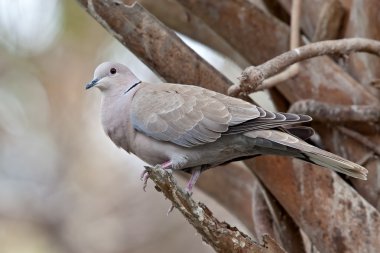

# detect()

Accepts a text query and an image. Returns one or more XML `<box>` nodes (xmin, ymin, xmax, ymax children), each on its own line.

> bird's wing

<box><xmin>131</xmin><ymin>83</ymin><xmax>310</xmax><ymax>147</ymax></box>
<box><xmin>131</xmin><ymin>83</ymin><xmax>257</xmax><ymax>147</ymax></box>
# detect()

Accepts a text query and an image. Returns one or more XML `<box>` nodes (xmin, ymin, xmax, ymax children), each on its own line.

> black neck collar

<box><xmin>124</xmin><ymin>81</ymin><xmax>141</xmax><ymax>94</ymax></box>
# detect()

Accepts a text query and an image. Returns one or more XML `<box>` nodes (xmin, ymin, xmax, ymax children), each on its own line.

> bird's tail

<box><xmin>244</xmin><ymin>130</ymin><xmax>368</xmax><ymax>180</ymax></box>
<box><xmin>299</xmin><ymin>150</ymin><xmax>367</xmax><ymax>180</ymax></box>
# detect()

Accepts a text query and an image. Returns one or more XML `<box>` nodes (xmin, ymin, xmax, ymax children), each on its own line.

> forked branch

<box><xmin>231</xmin><ymin>38</ymin><xmax>380</xmax><ymax>95</ymax></box>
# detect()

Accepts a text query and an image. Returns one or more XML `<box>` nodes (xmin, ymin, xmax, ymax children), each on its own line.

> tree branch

<box><xmin>144</xmin><ymin>165</ymin><xmax>285</xmax><ymax>253</ymax></box>
<box><xmin>236</xmin><ymin>38</ymin><xmax>380</xmax><ymax>95</ymax></box>
<box><xmin>189</xmin><ymin>162</ymin><xmax>258</xmax><ymax>235</ymax></box>
<box><xmin>138</xmin><ymin>0</ymin><xmax>249</xmax><ymax>68</ymax></box>
<box><xmin>289</xmin><ymin>99</ymin><xmax>380</xmax><ymax>122</ymax></box>
<box><xmin>288</xmin><ymin>99</ymin><xmax>380</xmax><ymax>133</ymax></box>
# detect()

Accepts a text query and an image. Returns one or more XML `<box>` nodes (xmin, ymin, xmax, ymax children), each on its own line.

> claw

<box><xmin>140</xmin><ymin>169</ymin><xmax>148</xmax><ymax>181</ymax></box>
<box><xmin>140</xmin><ymin>169</ymin><xmax>150</xmax><ymax>191</ymax></box>
<box><xmin>167</xmin><ymin>204</ymin><xmax>175</xmax><ymax>215</ymax></box>
<box><xmin>184</xmin><ymin>188</ymin><xmax>194</xmax><ymax>197</ymax></box>
<box><xmin>142</xmin><ymin>173</ymin><xmax>149</xmax><ymax>192</ymax></box>
<box><xmin>140</xmin><ymin>161</ymin><xmax>172</xmax><ymax>192</ymax></box>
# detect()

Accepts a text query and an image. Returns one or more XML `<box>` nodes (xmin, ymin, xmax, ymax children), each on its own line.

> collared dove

<box><xmin>85</xmin><ymin>62</ymin><xmax>367</xmax><ymax>192</ymax></box>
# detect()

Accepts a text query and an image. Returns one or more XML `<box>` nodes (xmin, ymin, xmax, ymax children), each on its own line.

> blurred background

<box><xmin>0</xmin><ymin>0</ymin><xmax>264</xmax><ymax>252</ymax></box>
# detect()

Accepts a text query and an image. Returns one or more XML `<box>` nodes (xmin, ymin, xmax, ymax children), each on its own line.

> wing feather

<box><xmin>131</xmin><ymin>83</ymin><xmax>312</xmax><ymax>147</ymax></box>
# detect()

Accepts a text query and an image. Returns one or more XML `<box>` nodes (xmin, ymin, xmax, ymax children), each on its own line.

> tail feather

<box><xmin>304</xmin><ymin>152</ymin><xmax>367</xmax><ymax>180</ymax></box>
<box><xmin>245</xmin><ymin>130</ymin><xmax>368</xmax><ymax>180</ymax></box>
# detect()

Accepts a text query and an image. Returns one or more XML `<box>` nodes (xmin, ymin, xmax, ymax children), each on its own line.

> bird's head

<box><xmin>85</xmin><ymin>62</ymin><xmax>140</xmax><ymax>93</ymax></box>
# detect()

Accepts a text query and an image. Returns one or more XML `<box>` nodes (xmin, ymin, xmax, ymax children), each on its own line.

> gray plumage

<box><xmin>86</xmin><ymin>62</ymin><xmax>367</xmax><ymax>190</ymax></box>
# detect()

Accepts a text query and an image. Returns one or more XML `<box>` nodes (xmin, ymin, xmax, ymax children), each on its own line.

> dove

<box><xmin>85</xmin><ymin>62</ymin><xmax>367</xmax><ymax>193</ymax></box>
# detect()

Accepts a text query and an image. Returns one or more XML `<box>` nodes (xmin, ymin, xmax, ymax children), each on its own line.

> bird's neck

<box><xmin>103</xmin><ymin>77</ymin><xmax>141</xmax><ymax>98</ymax></box>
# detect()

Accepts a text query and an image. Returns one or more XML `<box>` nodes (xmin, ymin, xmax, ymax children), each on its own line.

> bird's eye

<box><xmin>110</xmin><ymin>68</ymin><xmax>117</xmax><ymax>74</ymax></box>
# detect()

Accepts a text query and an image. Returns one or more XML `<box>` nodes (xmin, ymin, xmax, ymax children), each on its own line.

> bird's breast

<box><xmin>102</xmin><ymin>112</ymin><xmax>133</xmax><ymax>153</ymax></box>
<box><xmin>131</xmin><ymin>131</ymin><xmax>174</xmax><ymax>165</ymax></box>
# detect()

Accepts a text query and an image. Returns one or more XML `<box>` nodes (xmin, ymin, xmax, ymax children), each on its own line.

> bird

<box><xmin>85</xmin><ymin>61</ymin><xmax>367</xmax><ymax>193</ymax></box>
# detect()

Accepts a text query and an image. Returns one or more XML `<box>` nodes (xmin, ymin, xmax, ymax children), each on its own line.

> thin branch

<box><xmin>229</xmin><ymin>0</ymin><xmax>301</xmax><ymax>95</ymax></box>
<box><xmin>254</xmin><ymin>56</ymin><xmax>299</xmax><ymax>92</ymax></box>
<box><xmin>290</xmin><ymin>0</ymin><xmax>301</xmax><ymax>50</ymax></box>
<box><xmin>144</xmin><ymin>165</ymin><xmax>285</xmax><ymax>253</ymax></box>
<box><xmin>254</xmin><ymin>0</ymin><xmax>301</xmax><ymax>91</ymax></box>
<box><xmin>237</xmin><ymin>38</ymin><xmax>380</xmax><ymax>94</ymax></box>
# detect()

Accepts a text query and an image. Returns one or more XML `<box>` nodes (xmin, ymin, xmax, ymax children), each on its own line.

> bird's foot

<box><xmin>140</xmin><ymin>161</ymin><xmax>173</xmax><ymax>191</ymax></box>
<box><xmin>140</xmin><ymin>170</ymin><xmax>150</xmax><ymax>192</ymax></box>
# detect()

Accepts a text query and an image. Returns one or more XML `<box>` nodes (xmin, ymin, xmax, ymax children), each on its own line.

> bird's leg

<box><xmin>167</xmin><ymin>167</ymin><xmax>202</xmax><ymax>215</ymax></box>
<box><xmin>160</xmin><ymin>161</ymin><xmax>173</xmax><ymax>170</ymax></box>
<box><xmin>185</xmin><ymin>167</ymin><xmax>202</xmax><ymax>196</ymax></box>
<box><xmin>140</xmin><ymin>161</ymin><xmax>173</xmax><ymax>191</ymax></box>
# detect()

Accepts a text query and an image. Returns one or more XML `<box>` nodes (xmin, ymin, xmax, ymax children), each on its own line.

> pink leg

<box><xmin>161</xmin><ymin>161</ymin><xmax>173</xmax><ymax>169</ymax></box>
<box><xmin>167</xmin><ymin>167</ymin><xmax>201</xmax><ymax>215</ymax></box>
<box><xmin>140</xmin><ymin>161</ymin><xmax>173</xmax><ymax>191</ymax></box>
<box><xmin>185</xmin><ymin>167</ymin><xmax>202</xmax><ymax>195</ymax></box>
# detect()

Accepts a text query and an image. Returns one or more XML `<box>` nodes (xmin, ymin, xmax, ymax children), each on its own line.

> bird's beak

<box><xmin>85</xmin><ymin>78</ymin><xmax>100</xmax><ymax>90</ymax></box>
